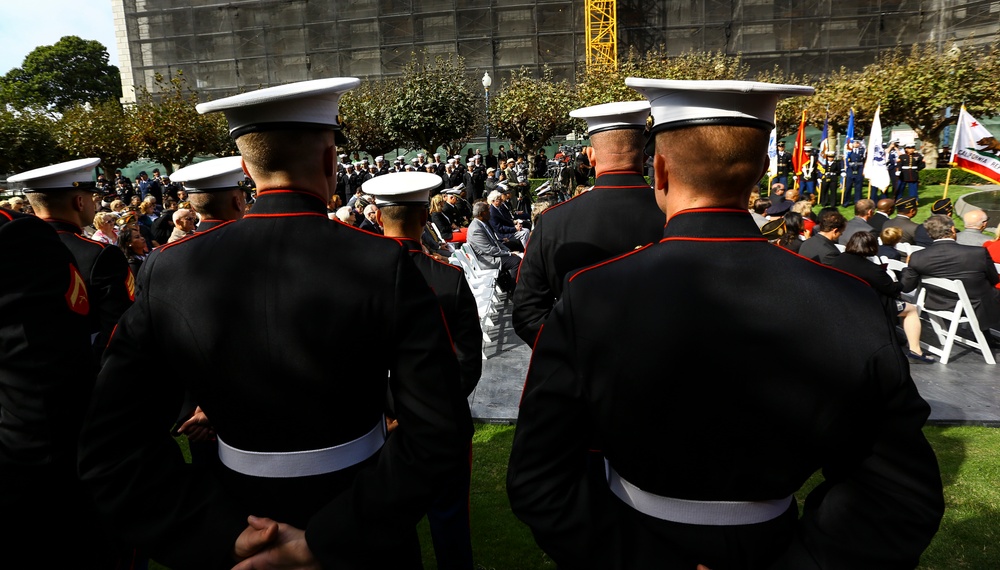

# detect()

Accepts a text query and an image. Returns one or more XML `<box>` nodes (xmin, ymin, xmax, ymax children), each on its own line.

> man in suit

<box><xmin>466</xmin><ymin>200</ymin><xmax>522</xmax><ymax>290</ymax></box>
<box><xmin>487</xmin><ymin>189</ymin><xmax>528</xmax><ymax>250</ymax></box>
<box><xmin>901</xmin><ymin>214</ymin><xmax>1000</xmax><ymax>343</ymax></box>
<box><xmin>10</xmin><ymin>158</ymin><xmax>135</xmax><ymax>364</ymax></box>
<box><xmin>507</xmin><ymin>77</ymin><xmax>943</xmax><ymax>569</ymax></box>
<box><xmin>883</xmin><ymin>196</ymin><xmax>921</xmax><ymax>245</ymax></box>
<box><xmin>359</xmin><ymin>203</ymin><xmax>383</xmax><ymax>234</ymax></box>
<box><xmin>512</xmin><ymin>100</ymin><xmax>663</xmax><ymax>346</ymax></box>
<box><xmin>838</xmin><ymin>198</ymin><xmax>877</xmax><ymax>245</ymax></box>
<box><xmin>799</xmin><ymin>209</ymin><xmax>846</xmax><ymax>264</ymax></box>
<box><xmin>364</xmin><ymin>171</ymin><xmax>481</xmax><ymax>570</ymax></box>
<box><xmin>78</xmin><ymin>78</ymin><xmax>472</xmax><ymax>570</ymax></box>
<box><xmin>869</xmin><ymin>198</ymin><xmax>894</xmax><ymax>234</ymax></box>
<box><xmin>957</xmin><ymin>208</ymin><xmax>992</xmax><ymax>247</ymax></box>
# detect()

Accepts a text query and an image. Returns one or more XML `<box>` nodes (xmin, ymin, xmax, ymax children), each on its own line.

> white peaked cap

<box><xmin>569</xmin><ymin>100</ymin><xmax>651</xmax><ymax>135</ymax></box>
<box><xmin>9</xmin><ymin>157</ymin><xmax>101</xmax><ymax>192</ymax></box>
<box><xmin>362</xmin><ymin>172</ymin><xmax>441</xmax><ymax>206</ymax></box>
<box><xmin>625</xmin><ymin>78</ymin><xmax>814</xmax><ymax>136</ymax></box>
<box><xmin>170</xmin><ymin>156</ymin><xmax>245</xmax><ymax>193</ymax></box>
<box><xmin>196</xmin><ymin>77</ymin><xmax>360</xmax><ymax>140</ymax></box>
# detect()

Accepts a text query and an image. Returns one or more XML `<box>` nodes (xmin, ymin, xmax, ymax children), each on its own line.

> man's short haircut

<box><xmin>363</xmin><ymin>203</ymin><xmax>378</xmax><ymax>215</ymax></box>
<box><xmin>962</xmin><ymin>208</ymin><xmax>988</xmax><ymax>228</ymax></box>
<box><xmin>590</xmin><ymin>127</ymin><xmax>645</xmax><ymax>155</ymax></box>
<box><xmin>472</xmin><ymin>201</ymin><xmax>490</xmax><ymax>218</ymax></box>
<box><xmin>656</xmin><ymin>125</ymin><xmax>769</xmax><ymax>189</ymax></box>
<box><xmin>377</xmin><ymin>203</ymin><xmax>424</xmax><ymax>226</ymax></box>
<box><xmin>854</xmin><ymin>198</ymin><xmax>875</xmax><ymax>216</ymax></box>
<box><xmin>817</xmin><ymin>210</ymin><xmax>847</xmax><ymax>232</ymax></box>
<box><xmin>486</xmin><ymin>190</ymin><xmax>503</xmax><ymax>203</ymax></box>
<box><xmin>753</xmin><ymin>198</ymin><xmax>772</xmax><ymax>215</ymax></box>
<box><xmin>924</xmin><ymin>214</ymin><xmax>955</xmax><ymax>240</ymax></box>
<box><xmin>237</xmin><ymin>129</ymin><xmax>334</xmax><ymax>175</ymax></box>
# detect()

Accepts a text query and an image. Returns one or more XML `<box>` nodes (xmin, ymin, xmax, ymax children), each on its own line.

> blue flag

<box><xmin>845</xmin><ymin>108</ymin><xmax>855</xmax><ymax>154</ymax></box>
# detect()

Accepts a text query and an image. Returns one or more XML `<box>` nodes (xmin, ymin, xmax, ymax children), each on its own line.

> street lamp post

<box><xmin>482</xmin><ymin>71</ymin><xmax>492</xmax><ymax>154</ymax></box>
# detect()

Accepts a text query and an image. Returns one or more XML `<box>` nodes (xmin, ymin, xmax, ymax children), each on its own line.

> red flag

<box><xmin>792</xmin><ymin>110</ymin><xmax>807</xmax><ymax>174</ymax></box>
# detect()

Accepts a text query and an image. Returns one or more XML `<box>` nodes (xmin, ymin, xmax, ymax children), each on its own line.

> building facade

<box><xmin>113</xmin><ymin>0</ymin><xmax>1000</xmax><ymax>102</ymax></box>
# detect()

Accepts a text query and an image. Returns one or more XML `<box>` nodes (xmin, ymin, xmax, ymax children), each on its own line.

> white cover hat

<box><xmin>170</xmin><ymin>156</ymin><xmax>245</xmax><ymax>193</ymax></box>
<box><xmin>569</xmin><ymin>100</ymin><xmax>651</xmax><ymax>135</ymax></box>
<box><xmin>196</xmin><ymin>77</ymin><xmax>360</xmax><ymax>142</ymax></box>
<box><xmin>362</xmin><ymin>172</ymin><xmax>441</xmax><ymax>206</ymax></box>
<box><xmin>9</xmin><ymin>157</ymin><xmax>101</xmax><ymax>192</ymax></box>
<box><xmin>625</xmin><ymin>78</ymin><xmax>814</xmax><ymax>137</ymax></box>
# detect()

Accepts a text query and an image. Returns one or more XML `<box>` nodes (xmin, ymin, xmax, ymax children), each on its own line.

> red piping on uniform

<box><xmin>244</xmin><ymin>212</ymin><xmax>328</xmax><ymax>219</ymax></box>
<box><xmin>659</xmin><ymin>236</ymin><xmax>768</xmax><ymax>244</ymax></box>
<box><xmin>567</xmin><ymin>244</ymin><xmax>650</xmax><ymax>283</ymax></box>
<box><xmin>158</xmin><ymin>219</ymin><xmax>235</xmax><ymax>252</ymax></box>
<box><xmin>41</xmin><ymin>217</ymin><xmax>85</xmax><ymax>232</ymax></box>
<box><xmin>438</xmin><ymin>305</ymin><xmax>457</xmax><ymax>356</ymax></box>
<box><xmin>255</xmin><ymin>189</ymin><xmax>326</xmax><ymax>201</ymax></box>
<box><xmin>0</xmin><ymin>210</ymin><xmax>12</xmax><ymax>221</ymax></box>
<box><xmin>108</xmin><ymin>323</ymin><xmax>119</xmax><ymax>346</ymax></box>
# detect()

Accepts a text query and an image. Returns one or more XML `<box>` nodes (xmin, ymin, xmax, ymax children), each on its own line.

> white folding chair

<box><xmin>835</xmin><ymin>243</ymin><xmax>847</xmax><ymax>253</ymax></box>
<box><xmin>915</xmin><ymin>277</ymin><xmax>996</xmax><ymax>364</ymax></box>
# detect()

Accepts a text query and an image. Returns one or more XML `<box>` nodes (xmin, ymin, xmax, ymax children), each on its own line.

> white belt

<box><xmin>218</xmin><ymin>419</ymin><xmax>386</xmax><ymax>478</ymax></box>
<box><xmin>606</xmin><ymin>462</ymin><xmax>792</xmax><ymax>526</ymax></box>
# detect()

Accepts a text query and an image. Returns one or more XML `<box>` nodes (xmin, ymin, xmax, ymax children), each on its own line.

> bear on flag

<box><xmin>950</xmin><ymin>105</ymin><xmax>1000</xmax><ymax>185</ymax></box>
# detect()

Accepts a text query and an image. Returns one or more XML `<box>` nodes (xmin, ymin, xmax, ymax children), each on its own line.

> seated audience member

<box><xmin>117</xmin><ymin>225</ymin><xmax>149</xmax><ymax>276</ymax></box>
<box><xmin>764</xmin><ymin>197</ymin><xmax>792</xmax><ymax>219</ymax></box>
<box><xmin>151</xmin><ymin>209</ymin><xmax>176</xmax><ymax>247</ymax></box>
<box><xmin>884</xmin><ymin>196</ymin><xmax>920</xmax><ymax>244</ymax></box>
<box><xmin>751</xmin><ymin>197</ymin><xmax>771</xmax><ymax>228</ymax></box>
<box><xmin>870</xmin><ymin>198</ymin><xmax>894</xmax><ymax>234</ymax></box>
<box><xmin>778</xmin><ymin>211</ymin><xmax>805</xmax><ymax>253</ymax></box>
<box><xmin>466</xmin><ymin>201</ymin><xmax>522</xmax><ymax>291</ymax></box>
<box><xmin>359</xmin><ymin>203</ymin><xmax>383</xmax><ymax>234</ymax></box>
<box><xmin>430</xmin><ymin>193</ymin><xmax>457</xmax><ymax>240</ymax></box>
<box><xmin>510</xmin><ymin>187</ymin><xmax>534</xmax><ymax>230</ymax></box>
<box><xmin>879</xmin><ymin>226</ymin><xmax>904</xmax><ymax>261</ymax></box>
<box><xmin>167</xmin><ymin>208</ymin><xmax>197</xmax><ymax>243</ymax></box>
<box><xmin>487</xmin><ymin>189</ymin><xmax>529</xmax><ymax>250</ymax></box>
<box><xmin>91</xmin><ymin>212</ymin><xmax>119</xmax><ymax>245</ymax></box>
<box><xmin>334</xmin><ymin>205</ymin><xmax>356</xmax><ymax>225</ymax></box>
<box><xmin>747</xmin><ymin>189</ymin><xmax>760</xmax><ymax>211</ymax></box>
<box><xmin>790</xmin><ymin>199</ymin><xmax>817</xmax><ymax>236</ymax></box>
<box><xmin>830</xmin><ymin>231</ymin><xmax>935</xmax><ymax>363</ymax></box>
<box><xmin>799</xmin><ymin>209</ymin><xmax>846</xmax><ymax>264</ymax></box>
<box><xmin>914</xmin><ymin>198</ymin><xmax>954</xmax><ymax>247</ymax></box>
<box><xmin>956</xmin><ymin>208</ymin><xmax>991</xmax><ymax>247</ymax></box>
<box><xmin>839</xmin><ymin>198</ymin><xmax>876</xmax><ymax>245</ymax></box>
<box><xmin>900</xmin><ymin>214</ymin><xmax>1000</xmax><ymax>346</ymax></box>
<box><xmin>760</xmin><ymin>217</ymin><xmax>786</xmax><ymax>245</ymax></box>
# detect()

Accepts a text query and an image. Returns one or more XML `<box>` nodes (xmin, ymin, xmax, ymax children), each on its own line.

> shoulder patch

<box><xmin>126</xmin><ymin>268</ymin><xmax>136</xmax><ymax>301</ymax></box>
<box><xmin>65</xmin><ymin>263</ymin><xmax>90</xmax><ymax>315</ymax></box>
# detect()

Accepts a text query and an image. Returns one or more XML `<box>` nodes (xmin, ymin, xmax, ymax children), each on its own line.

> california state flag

<box><xmin>950</xmin><ymin>105</ymin><xmax>1000</xmax><ymax>185</ymax></box>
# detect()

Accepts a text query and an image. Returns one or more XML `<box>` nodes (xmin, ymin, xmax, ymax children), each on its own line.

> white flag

<box><xmin>767</xmin><ymin>128</ymin><xmax>777</xmax><ymax>177</ymax></box>
<box><xmin>863</xmin><ymin>106</ymin><xmax>891</xmax><ymax>191</ymax></box>
<box><xmin>950</xmin><ymin>105</ymin><xmax>1000</xmax><ymax>185</ymax></box>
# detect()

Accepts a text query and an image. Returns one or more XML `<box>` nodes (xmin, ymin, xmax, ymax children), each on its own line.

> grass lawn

<box><xmin>413</xmin><ymin>423</ymin><xmax>1000</xmax><ymax>570</ymax></box>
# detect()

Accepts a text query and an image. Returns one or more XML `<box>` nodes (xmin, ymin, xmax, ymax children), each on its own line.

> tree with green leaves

<box><xmin>130</xmin><ymin>71</ymin><xmax>231</xmax><ymax>174</ymax></box>
<box><xmin>1</xmin><ymin>36</ymin><xmax>121</xmax><ymax>111</ymax></box>
<box><xmin>341</xmin><ymin>76</ymin><xmax>406</xmax><ymax>159</ymax></box>
<box><xmin>55</xmin><ymin>100</ymin><xmax>138</xmax><ymax>175</ymax></box>
<box><xmin>491</xmin><ymin>67</ymin><xmax>576</xmax><ymax>174</ymax></box>
<box><xmin>0</xmin><ymin>107</ymin><xmax>65</xmax><ymax>175</ymax></box>
<box><xmin>383</xmin><ymin>53</ymin><xmax>480</xmax><ymax>156</ymax></box>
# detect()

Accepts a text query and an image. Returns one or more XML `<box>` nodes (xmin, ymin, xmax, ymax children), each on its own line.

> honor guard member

<box><xmin>844</xmin><ymin>139</ymin><xmax>867</xmax><ymax>205</ymax></box>
<box><xmin>170</xmin><ymin>155</ymin><xmax>247</xmax><ymax>231</ymax></box>
<box><xmin>886</xmin><ymin>139</ymin><xmax>902</xmax><ymax>198</ymax></box>
<box><xmin>898</xmin><ymin>142</ymin><xmax>926</xmax><ymax>200</ymax></box>
<box><xmin>78</xmin><ymin>78</ymin><xmax>472</xmax><ymax>570</ymax></box>
<box><xmin>507</xmin><ymin>78</ymin><xmax>944</xmax><ymax>569</ymax></box>
<box><xmin>8</xmin><ymin>158</ymin><xmax>134</xmax><ymax>363</ymax></box>
<box><xmin>798</xmin><ymin>138</ymin><xmax>820</xmax><ymax>201</ymax></box>
<box><xmin>774</xmin><ymin>140</ymin><xmax>792</xmax><ymax>191</ymax></box>
<box><xmin>0</xmin><ymin>208</ymin><xmax>126</xmax><ymax>568</ymax></box>
<box><xmin>818</xmin><ymin>148</ymin><xmax>841</xmax><ymax>207</ymax></box>
<box><xmin>363</xmin><ymin>172</ymin><xmax>481</xmax><ymax>570</ymax></box>
<box><xmin>512</xmin><ymin>100</ymin><xmax>665</xmax><ymax>345</ymax></box>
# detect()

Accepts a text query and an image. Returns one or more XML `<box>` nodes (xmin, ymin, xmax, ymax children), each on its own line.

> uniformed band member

<box><xmin>78</xmin><ymin>77</ymin><xmax>473</xmax><ymax>570</ymax></box>
<box><xmin>507</xmin><ymin>78</ymin><xmax>944</xmax><ymax>569</ymax></box>
<box><xmin>9</xmin><ymin>158</ymin><xmax>135</xmax><ymax>363</ymax></box>
<box><xmin>512</xmin><ymin>100</ymin><xmax>665</xmax><ymax>346</ymax></box>
<box><xmin>364</xmin><ymin>171</ymin><xmax>481</xmax><ymax>570</ymax></box>
<box><xmin>0</xmin><ymin>208</ymin><xmax>123</xmax><ymax>567</ymax></box>
<box><xmin>170</xmin><ymin>155</ymin><xmax>248</xmax><ymax>231</ymax></box>
<box><xmin>898</xmin><ymin>142</ymin><xmax>926</xmax><ymax>200</ymax></box>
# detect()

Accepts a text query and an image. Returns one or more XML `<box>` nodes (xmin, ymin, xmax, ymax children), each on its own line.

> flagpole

<box><xmin>943</xmin><ymin>166</ymin><xmax>952</xmax><ymax>199</ymax></box>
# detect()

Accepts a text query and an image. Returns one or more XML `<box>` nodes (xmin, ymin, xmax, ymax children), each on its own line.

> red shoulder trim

<box><xmin>158</xmin><ymin>219</ymin><xmax>234</xmax><ymax>252</ymax></box>
<box><xmin>0</xmin><ymin>210</ymin><xmax>12</xmax><ymax>221</ymax></box>
<box><xmin>567</xmin><ymin>243</ymin><xmax>652</xmax><ymax>283</ymax></box>
<box><xmin>244</xmin><ymin>212</ymin><xmax>328</xmax><ymax>219</ymax></box>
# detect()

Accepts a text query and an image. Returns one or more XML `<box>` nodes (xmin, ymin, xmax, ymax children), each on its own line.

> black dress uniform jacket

<box><xmin>507</xmin><ymin>208</ymin><xmax>943</xmax><ymax>569</ymax></box>
<box><xmin>399</xmin><ymin>238</ymin><xmax>482</xmax><ymax>396</ymax></box>
<box><xmin>900</xmin><ymin>239</ymin><xmax>1000</xmax><ymax>329</ymax></box>
<box><xmin>78</xmin><ymin>190</ymin><xmax>473</xmax><ymax>570</ymax></box>
<box><xmin>0</xmin><ymin>210</ymin><xmax>121</xmax><ymax>567</ymax></box>
<box><xmin>512</xmin><ymin>171</ymin><xmax>664</xmax><ymax>345</ymax></box>
<box><xmin>45</xmin><ymin>218</ymin><xmax>134</xmax><ymax>361</ymax></box>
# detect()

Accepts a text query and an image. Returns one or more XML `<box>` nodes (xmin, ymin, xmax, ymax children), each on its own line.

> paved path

<box><xmin>469</xmin><ymin>295</ymin><xmax>1000</xmax><ymax>427</ymax></box>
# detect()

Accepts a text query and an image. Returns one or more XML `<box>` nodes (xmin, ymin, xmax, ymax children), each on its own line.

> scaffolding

<box><xmin>585</xmin><ymin>0</ymin><xmax>617</xmax><ymax>71</ymax></box>
<box><xmin>114</xmin><ymin>0</ymin><xmax>1000</xmax><ymax>103</ymax></box>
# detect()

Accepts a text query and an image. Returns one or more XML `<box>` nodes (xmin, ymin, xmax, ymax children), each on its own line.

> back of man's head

<box><xmin>855</xmin><ymin>198</ymin><xmax>875</xmax><ymax>217</ymax></box>
<box><xmin>656</xmin><ymin>125</ymin><xmax>769</xmax><ymax>191</ymax></box>
<box><xmin>924</xmin><ymin>214</ymin><xmax>955</xmax><ymax>240</ymax></box>
<box><xmin>962</xmin><ymin>209</ymin><xmax>988</xmax><ymax>230</ymax></box>
<box><xmin>753</xmin><ymin>198</ymin><xmax>772</xmax><ymax>215</ymax></box>
<box><xmin>876</xmin><ymin>198</ymin><xmax>895</xmax><ymax>215</ymax></box>
<box><xmin>818</xmin><ymin>210</ymin><xmax>847</xmax><ymax>233</ymax></box>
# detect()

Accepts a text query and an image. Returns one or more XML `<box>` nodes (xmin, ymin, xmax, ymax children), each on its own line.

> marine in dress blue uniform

<box><xmin>78</xmin><ymin>78</ymin><xmax>472</xmax><ymax>570</ymax></box>
<box><xmin>507</xmin><ymin>78</ymin><xmax>944</xmax><ymax>569</ymax></box>
<box><xmin>365</xmin><ymin>172</ymin><xmax>482</xmax><ymax>570</ymax></box>
<box><xmin>512</xmin><ymin>100</ymin><xmax>665</xmax><ymax>345</ymax></box>
<box><xmin>9</xmin><ymin>158</ymin><xmax>135</xmax><ymax>364</ymax></box>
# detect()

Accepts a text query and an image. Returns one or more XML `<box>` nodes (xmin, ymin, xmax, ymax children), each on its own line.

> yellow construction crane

<box><xmin>585</xmin><ymin>0</ymin><xmax>618</xmax><ymax>71</ymax></box>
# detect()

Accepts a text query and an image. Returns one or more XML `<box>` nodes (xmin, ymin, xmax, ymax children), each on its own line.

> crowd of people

<box><xmin>1</xmin><ymin>74</ymin><xmax>959</xmax><ymax>570</ymax></box>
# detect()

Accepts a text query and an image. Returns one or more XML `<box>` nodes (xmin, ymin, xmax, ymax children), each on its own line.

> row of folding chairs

<box><xmin>449</xmin><ymin>244</ymin><xmax>505</xmax><ymax>359</ymax></box>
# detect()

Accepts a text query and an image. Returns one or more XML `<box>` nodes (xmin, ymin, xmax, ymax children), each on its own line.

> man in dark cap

<box><xmin>9</xmin><ymin>158</ymin><xmax>134</xmax><ymax>363</ymax></box>
<box><xmin>78</xmin><ymin>78</ymin><xmax>472</xmax><ymax>570</ymax></box>
<box><xmin>884</xmin><ymin>196</ymin><xmax>921</xmax><ymax>245</ymax></box>
<box><xmin>760</xmin><ymin>216</ymin><xmax>786</xmax><ymax>243</ymax></box>
<box><xmin>507</xmin><ymin>78</ymin><xmax>943</xmax><ymax>569</ymax></box>
<box><xmin>513</xmin><ymin>101</ymin><xmax>664</xmax><ymax>345</ymax></box>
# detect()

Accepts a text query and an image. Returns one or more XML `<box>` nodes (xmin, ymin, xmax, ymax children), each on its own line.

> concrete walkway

<box><xmin>469</xmin><ymin>295</ymin><xmax>1000</xmax><ymax>427</ymax></box>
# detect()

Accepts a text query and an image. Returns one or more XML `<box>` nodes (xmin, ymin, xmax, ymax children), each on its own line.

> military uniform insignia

<box><xmin>126</xmin><ymin>270</ymin><xmax>136</xmax><ymax>302</ymax></box>
<box><xmin>65</xmin><ymin>264</ymin><xmax>90</xmax><ymax>315</ymax></box>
